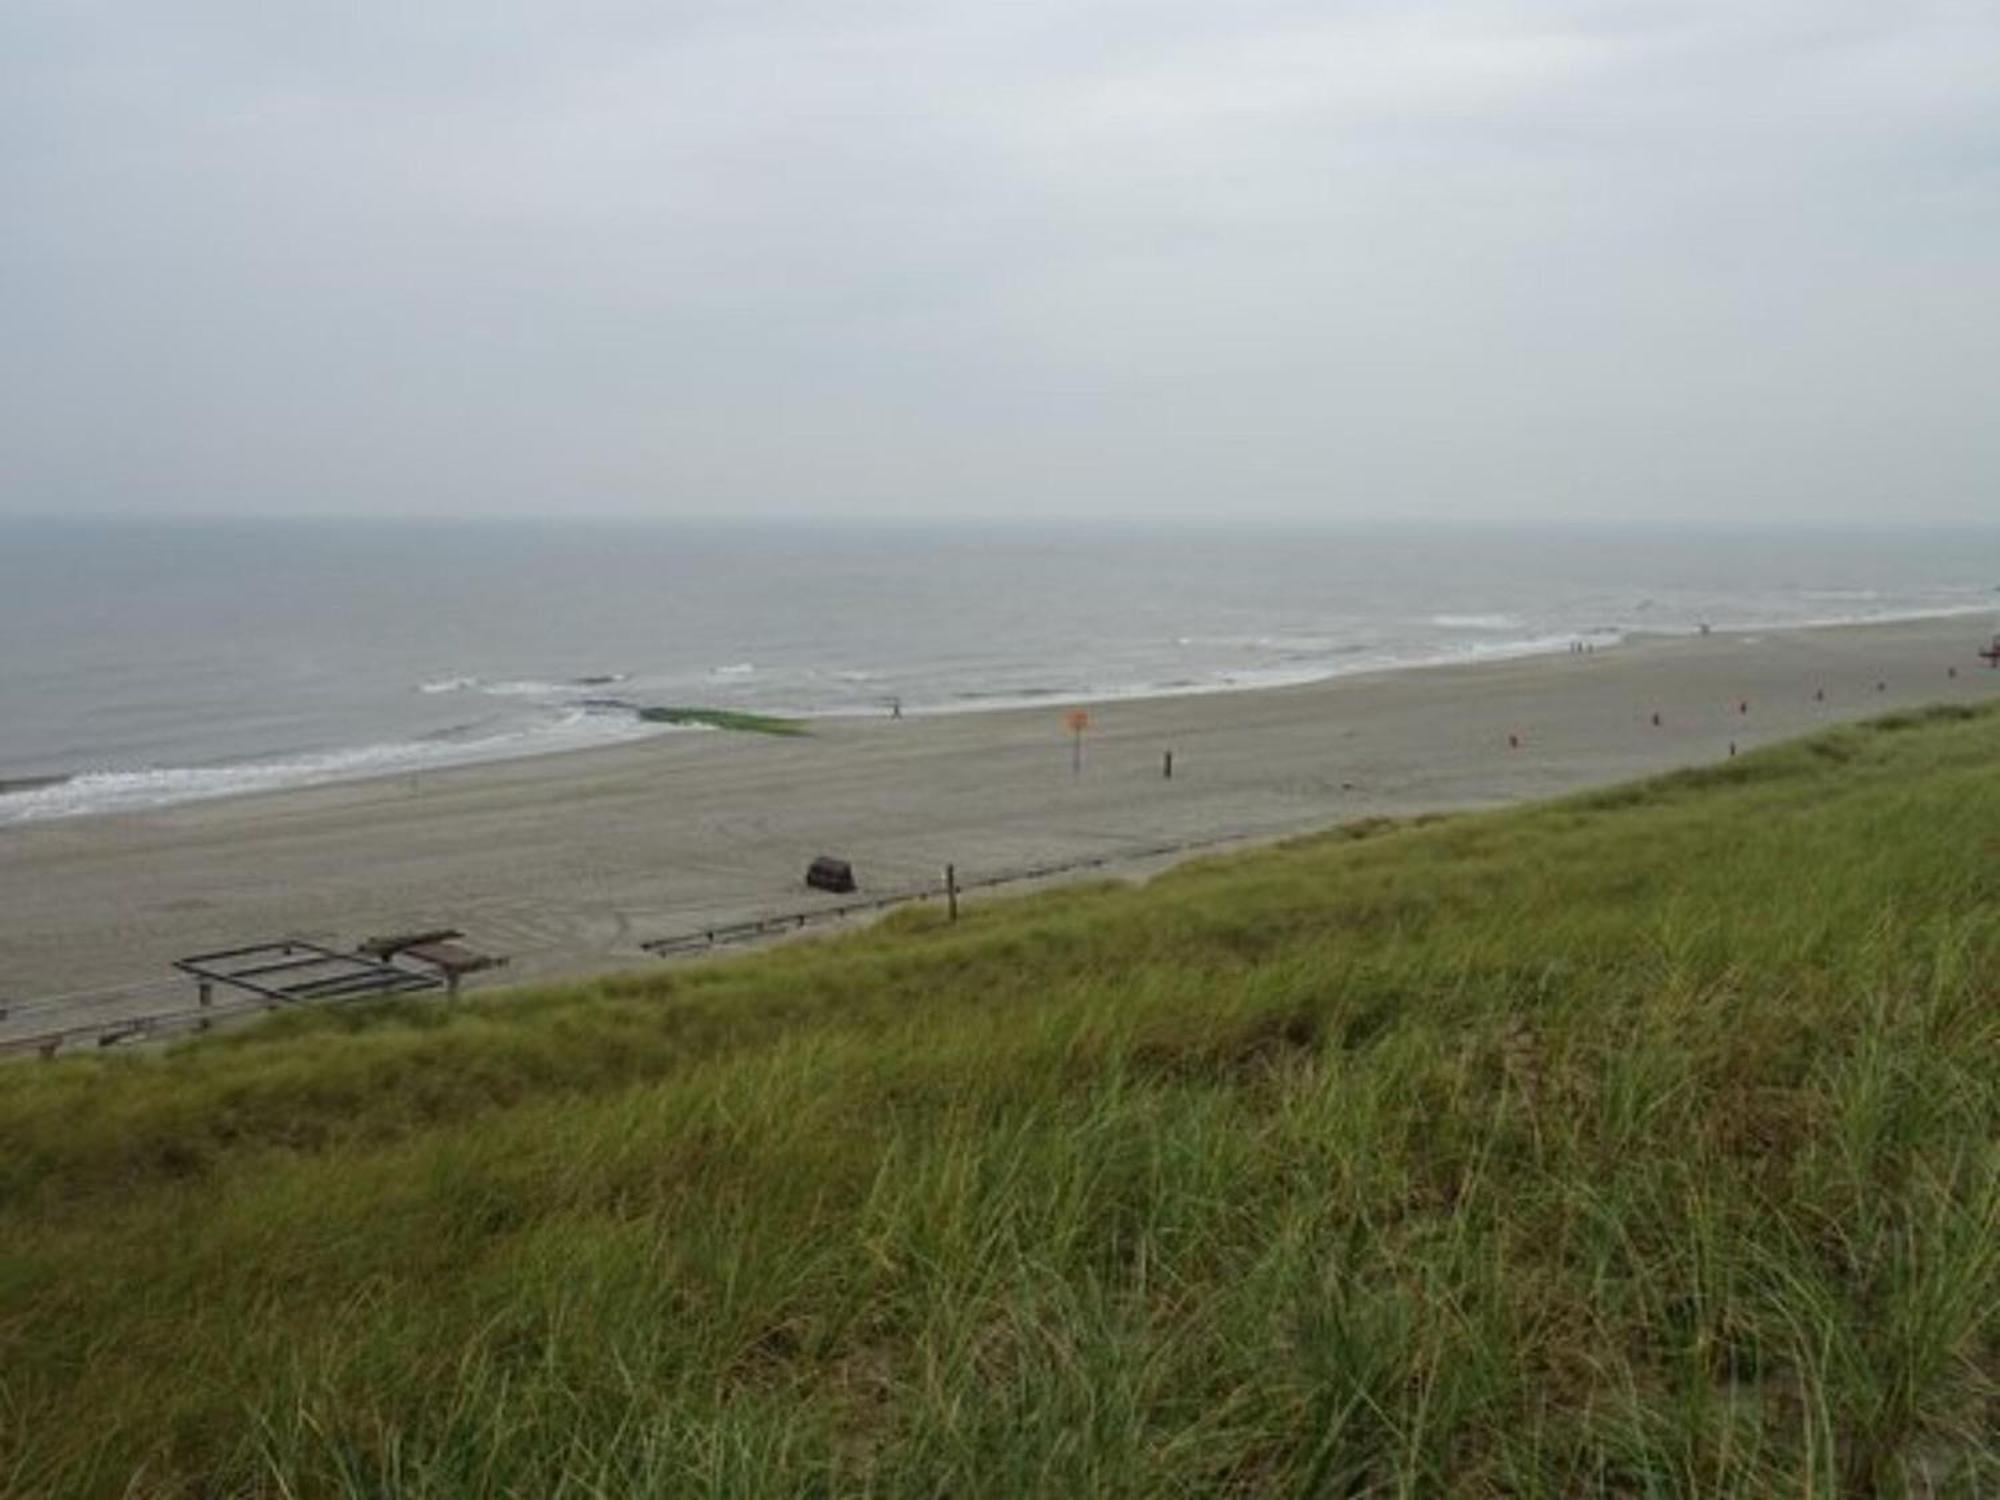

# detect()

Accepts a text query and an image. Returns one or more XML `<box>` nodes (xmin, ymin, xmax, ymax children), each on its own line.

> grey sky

<box><xmin>3</xmin><ymin>2</ymin><xmax>1996</xmax><ymax>523</ymax></box>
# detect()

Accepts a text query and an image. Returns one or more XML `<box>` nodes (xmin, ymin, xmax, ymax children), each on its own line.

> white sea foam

<box><xmin>1431</xmin><ymin>613</ymin><xmax>1523</xmax><ymax>631</ymax></box>
<box><xmin>418</xmin><ymin>675</ymin><xmax>617</xmax><ymax>699</ymax></box>
<box><xmin>0</xmin><ymin>710</ymin><xmax>676</xmax><ymax>825</ymax></box>
<box><xmin>904</xmin><ymin>629</ymin><xmax>1634</xmax><ymax>718</ymax></box>
<box><xmin>478</xmin><ymin>679</ymin><xmax>571</xmax><ymax>698</ymax></box>
<box><xmin>8</xmin><ymin>524</ymin><xmax>1991</xmax><ymax>825</ymax></box>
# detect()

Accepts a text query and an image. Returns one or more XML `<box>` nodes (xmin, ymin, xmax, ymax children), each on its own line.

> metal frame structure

<box><xmin>173</xmin><ymin>939</ymin><xmax>442</xmax><ymax>1007</ymax></box>
<box><xmin>4</xmin><ymin>932</ymin><xmax>508</xmax><ymax>1060</ymax></box>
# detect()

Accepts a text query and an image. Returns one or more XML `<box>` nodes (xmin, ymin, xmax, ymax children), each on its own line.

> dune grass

<box><xmin>638</xmin><ymin>707</ymin><xmax>809</xmax><ymax>735</ymax></box>
<box><xmin>0</xmin><ymin>705</ymin><xmax>1995</xmax><ymax>1497</ymax></box>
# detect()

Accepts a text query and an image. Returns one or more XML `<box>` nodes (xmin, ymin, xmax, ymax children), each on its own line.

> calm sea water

<box><xmin>1</xmin><ymin>520</ymin><xmax>1994</xmax><ymax>821</ymax></box>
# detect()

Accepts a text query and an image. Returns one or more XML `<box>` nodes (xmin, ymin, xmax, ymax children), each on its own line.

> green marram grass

<box><xmin>638</xmin><ymin>706</ymin><xmax>809</xmax><ymax>735</ymax></box>
<box><xmin>1</xmin><ymin>705</ymin><xmax>1995</xmax><ymax>1497</ymax></box>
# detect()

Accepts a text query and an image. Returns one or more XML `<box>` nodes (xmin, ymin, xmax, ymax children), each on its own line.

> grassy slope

<box><xmin>1</xmin><ymin>706</ymin><xmax>1995</xmax><ymax>1498</ymax></box>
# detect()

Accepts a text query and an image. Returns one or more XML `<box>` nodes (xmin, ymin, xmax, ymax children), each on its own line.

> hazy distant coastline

<box><xmin>3</xmin><ymin>599</ymin><xmax>1997</xmax><ymax>825</ymax></box>
<box><xmin>1</xmin><ymin>521</ymin><xmax>1993</xmax><ymax>824</ymax></box>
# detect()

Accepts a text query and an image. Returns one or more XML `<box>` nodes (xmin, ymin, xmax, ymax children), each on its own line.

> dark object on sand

<box><xmin>398</xmin><ymin>940</ymin><xmax>507</xmax><ymax>996</ymax></box>
<box><xmin>358</xmin><ymin>927</ymin><xmax>465</xmax><ymax>959</ymax></box>
<box><xmin>807</xmin><ymin>856</ymin><xmax>857</xmax><ymax>894</ymax></box>
<box><xmin>359</xmin><ymin>929</ymin><xmax>507</xmax><ymax>995</ymax></box>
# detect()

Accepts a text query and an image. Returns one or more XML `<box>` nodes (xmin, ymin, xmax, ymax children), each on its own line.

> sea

<box><xmin>1</xmin><ymin>520</ymin><xmax>1994</xmax><ymax>823</ymax></box>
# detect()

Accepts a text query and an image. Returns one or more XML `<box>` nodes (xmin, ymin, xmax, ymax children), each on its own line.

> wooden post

<box><xmin>1163</xmin><ymin>750</ymin><xmax>1173</xmax><ymax>779</ymax></box>
<box><xmin>946</xmin><ymin>863</ymin><xmax>959</xmax><ymax>923</ymax></box>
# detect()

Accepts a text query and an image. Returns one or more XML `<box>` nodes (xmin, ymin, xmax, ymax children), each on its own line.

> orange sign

<box><xmin>1065</xmin><ymin>710</ymin><xmax>1091</xmax><ymax>733</ymax></box>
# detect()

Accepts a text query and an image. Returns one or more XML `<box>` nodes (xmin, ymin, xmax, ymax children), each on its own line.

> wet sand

<box><xmin>1</xmin><ymin>614</ymin><xmax>1994</xmax><ymax>1032</ymax></box>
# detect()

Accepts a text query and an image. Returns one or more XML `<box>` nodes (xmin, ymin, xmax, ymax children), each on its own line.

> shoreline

<box><xmin>4</xmin><ymin>602</ymin><xmax>1995</xmax><ymax>828</ymax></box>
<box><xmin>1</xmin><ymin>610</ymin><xmax>1996</xmax><ymax>1024</ymax></box>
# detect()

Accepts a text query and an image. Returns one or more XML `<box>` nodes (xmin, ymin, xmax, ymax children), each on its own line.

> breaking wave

<box><xmin>0</xmin><ymin>709</ymin><xmax>675</xmax><ymax>825</ymax></box>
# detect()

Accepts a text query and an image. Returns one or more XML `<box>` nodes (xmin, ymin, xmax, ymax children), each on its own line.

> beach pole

<box><xmin>946</xmin><ymin>863</ymin><xmax>958</xmax><ymax>923</ymax></box>
<box><xmin>1163</xmin><ymin>750</ymin><xmax>1173</xmax><ymax>780</ymax></box>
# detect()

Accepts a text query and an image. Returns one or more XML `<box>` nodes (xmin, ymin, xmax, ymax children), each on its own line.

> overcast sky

<box><xmin>3</xmin><ymin>2</ymin><xmax>1996</xmax><ymax>524</ymax></box>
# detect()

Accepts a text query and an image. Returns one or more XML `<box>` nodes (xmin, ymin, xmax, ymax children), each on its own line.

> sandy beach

<box><xmin>2</xmin><ymin>613</ymin><xmax>1994</xmax><ymax>1034</ymax></box>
